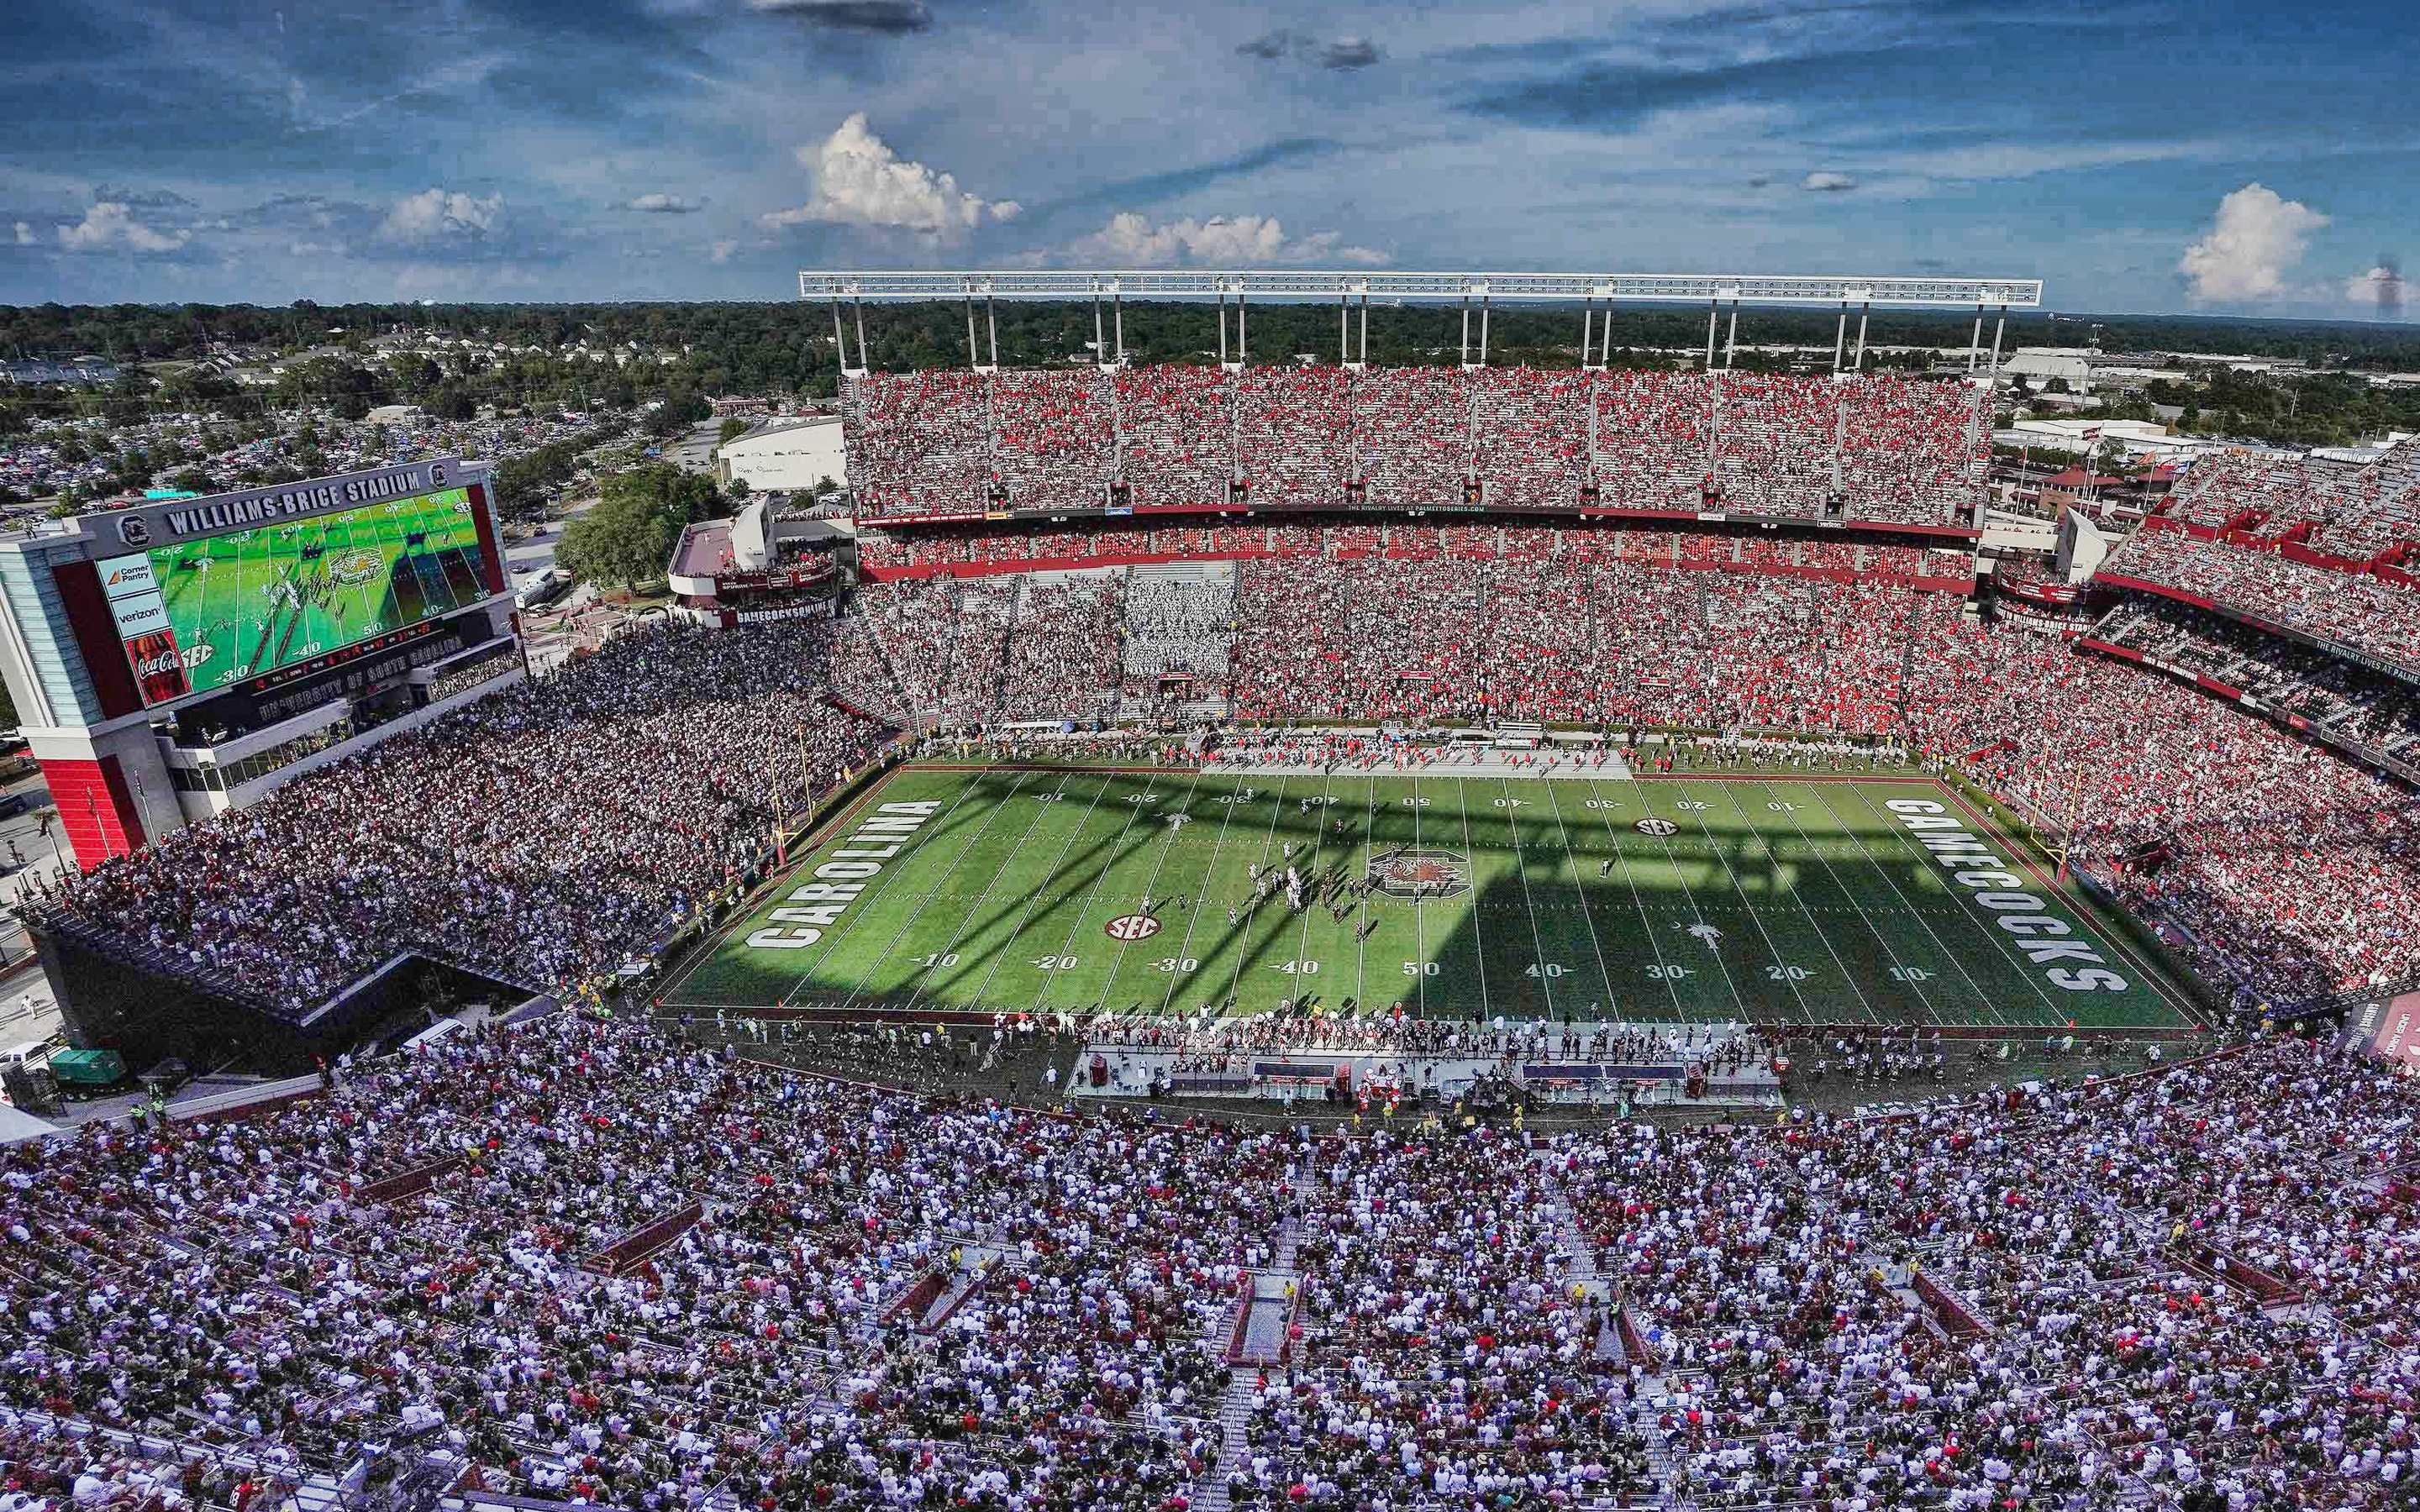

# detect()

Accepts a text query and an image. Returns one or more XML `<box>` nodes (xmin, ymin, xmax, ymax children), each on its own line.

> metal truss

<box><xmin>799</xmin><ymin>269</ymin><xmax>2044</xmax><ymax>308</ymax></box>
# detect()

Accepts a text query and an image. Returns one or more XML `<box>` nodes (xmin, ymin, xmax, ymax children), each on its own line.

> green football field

<box><xmin>665</xmin><ymin>764</ymin><xmax>2198</xmax><ymax>1032</ymax></box>
<box><xmin>150</xmin><ymin>488</ymin><xmax>490</xmax><ymax>693</ymax></box>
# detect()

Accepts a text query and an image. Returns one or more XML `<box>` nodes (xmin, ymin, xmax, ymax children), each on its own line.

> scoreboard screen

<box><xmin>99</xmin><ymin>486</ymin><xmax>495</xmax><ymax>706</ymax></box>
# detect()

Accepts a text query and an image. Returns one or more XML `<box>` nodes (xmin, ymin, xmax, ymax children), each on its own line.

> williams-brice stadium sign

<box><xmin>102</xmin><ymin>459</ymin><xmax>474</xmax><ymax>550</ymax></box>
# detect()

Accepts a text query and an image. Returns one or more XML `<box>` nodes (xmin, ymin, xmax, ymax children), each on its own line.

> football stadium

<box><xmin>1</xmin><ymin>268</ymin><xmax>2417</xmax><ymax>1512</ymax></box>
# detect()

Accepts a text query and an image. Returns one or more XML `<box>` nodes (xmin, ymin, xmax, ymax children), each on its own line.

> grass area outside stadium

<box><xmin>661</xmin><ymin>761</ymin><xmax>2203</xmax><ymax>1034</ymax></box>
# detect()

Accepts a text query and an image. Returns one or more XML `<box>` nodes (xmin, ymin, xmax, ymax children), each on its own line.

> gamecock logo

<box><xmin>328</xmin><ymin>550</ymin><xmax>383</xmax><ymax>585</ymax></box>
<box><xmin>117</xmin><ymin>515</ymin><xmax>151</xmax><ymax>547</ymax></box>
<box><xmin>1105</xmin><ymin>913</ymin><xmax>1162</xmax><ymax>942</ymax></box>
<box><xmin>1367</xmin><ymin>848</ymin><xmax>1471</xmax><ymax>901</ymax></box>
<box><xmin>1635</xmin><ymin>817</ymin><xmax>1680</xmax><ymax>837</ymax></box>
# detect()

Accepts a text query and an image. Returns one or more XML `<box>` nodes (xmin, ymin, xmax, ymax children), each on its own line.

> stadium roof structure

<box><xmin>802</xmin><ymin>268</ymin><xmax>2043</xmax><ymax>375</ymax></box>
<box><xmin>797</xmin><ymin>270</ymin><xmax>2044</xmax><ymax>307</ymax></box>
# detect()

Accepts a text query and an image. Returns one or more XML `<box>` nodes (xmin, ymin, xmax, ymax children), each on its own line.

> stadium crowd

<box><xmin>31</xmin><ymin>621</ymin><xmax>894</xmax><ymax>1015</ymax></box>
<box><xmin>840</xmin><ymin>365</ymin><xmax>1989</xmax><ymax>527</ymax></box>
<box><xmin>2096</xmin><ymin>529</ymin><xmax>2420</xmax><ymax>678</ymax></box>
<box><xmin>2</xmin><ymin>1016</ymin><xmax>2416</xmax><ymax>1512</ymax></box>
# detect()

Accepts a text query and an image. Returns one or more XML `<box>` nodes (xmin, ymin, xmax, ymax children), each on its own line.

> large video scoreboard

<box><xmin>0</xmin><ymin>459</ymin><xmax>511</xmax><ymax>872</ymax></box>
<box><xmin>102</xmin><ymin>483</ymin><xmax>492</xmax><ymax>706</ymax></box>
<box><xmin>69</xmin><ymin>459</ymin><xmax>505</xmax><ymax>717</ymax></box>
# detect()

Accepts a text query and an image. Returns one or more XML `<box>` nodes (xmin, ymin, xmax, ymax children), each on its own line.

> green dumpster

<box><xmin>48</xmin><ymin>1048</ymin><xmax>126</xmax><ymax>1087</ymax></box>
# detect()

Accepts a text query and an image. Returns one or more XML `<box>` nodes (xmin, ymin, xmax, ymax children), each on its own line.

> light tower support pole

<box><xmin>1704</xmin><ymin>299</ymin><xmax>1718</xmax><ymax>369</ymax></box>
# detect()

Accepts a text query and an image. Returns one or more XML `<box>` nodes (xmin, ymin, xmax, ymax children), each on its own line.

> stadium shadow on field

<box><xmin>770</xmin><ymin>795</ymin><xmax>1839</xmax><ymax>1023</ymax></box>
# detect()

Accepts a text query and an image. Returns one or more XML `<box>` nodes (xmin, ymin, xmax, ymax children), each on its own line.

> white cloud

<box><xmin>2180</xmin><ymin>183</ymin><xmax>2329</xmax><ymax>303</ymax></box>
<box><xmin>626</xmin><ymin>193</ymin><xmax>704</xmax><ymax>213</ymax></box>
<box><xmin>381</xmin><ymin>187</ymin><xmax>504</xmax><ymax>244</ymax></box>
<box><xmin>708</xmin><ymin>239</ymin><xmax>739</xmax><ymax>264</ymax></box>
<box><xmin>288</xmin><ymin>240</ymin><xmax>345</xmax><ymax>258</ymax></box>
<box><xmin>1800</xmin><ymin>171</ymin><xmax>1856</xmax><ymax>192</ymax></box>
<box><xmin>762</xmin><ymin>113</ymin><xmax>1020</xmax><ymax>235</ymax></box>
<box><xmin>10</xmin><ymin>222</ymin><xmax>29</xmax><ymax>245</ymax></box>
<box><xmin>1066</xmin><ymin>212</ymin><xmax>1386</xmax><ymax>267</ymax></box>
<box><xmin>56</xmin><ymin>201</ymin><xmax>192</xmax><ymax>254</ymax></box>
<box><xmin>2345</xmin><ymin>264</ymin><xmax>2405</xmax><ymax>307</ymax></box>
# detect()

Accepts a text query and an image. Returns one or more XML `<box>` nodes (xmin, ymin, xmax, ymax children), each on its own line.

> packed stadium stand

<box><xmin>3</xmin><ymin>1013</ymin><xmax>2419</xmax><ymax>1511</ymax></box>
<box><xmin>16</xmin><ymin>473</ymin><xmax>2420</xmax><ymax>1512</ymax></box>
<box><xmin>2093</xmin><ymin>527</ymin><xmax>2420</xmax><ymax>676</ymax></box>
<box><xmin>840</xmin><ymin>365</ymin><xmax>1990</xmax><ymax>528</ymax></box>
<box><xmin>33</xmin><ymin>514</ymin><xmax>2419</xmax><ymax>1024</ymax></box>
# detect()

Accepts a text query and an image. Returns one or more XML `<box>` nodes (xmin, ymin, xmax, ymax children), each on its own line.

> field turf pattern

<box><xmin>668</xmin><ymin>765</ymin><xmax>2195</xmax><ymax>1032</ymax></box>
<box><xmin>150</xmin><ymin>488</ymin><xmax>490</xmax><ymax>692</ymax></box>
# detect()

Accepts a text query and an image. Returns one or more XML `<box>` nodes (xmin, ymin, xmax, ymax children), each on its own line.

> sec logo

<box><xmin>1104</xmin><ymin>913</ymin><xmax>1162</xmax><ymax>942</ymax></box>
<box><xmin>1634</xmin><ymin>817</ymin><xmax>1680</xmax><ymax>837</ymax></box>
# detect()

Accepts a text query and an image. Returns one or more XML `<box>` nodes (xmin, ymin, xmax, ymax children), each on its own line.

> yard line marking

<box><xmin>1620</xmin><ymin>780</ymin><xmax>1754</xmax><ymax>1021</ymax></box>
<box><xmin>1452</xmin><ymin>780</ymin><xmax>1494</xmax><ymax>1023</ymax></box>
<box><xmin>908</xmin><ymin>770</ymin><xmax>1079</xmax><ymax>1011</ymax></box>
<box><xmin>1497</xmin><ymin>776</ymin><xmax>1559</xmax><ymax>1021</ymax></box>
<box><xmin>1410</xmin><ymin>769</ymin><xmax>1427</xmax><ymax>1019</ymax></box>
<box><xmin>1155</xmin><ymin>773</ymin><xmax>1242</xmax><ymax>1018</ymax></box>
<box><xmin>812</xmin><ymin>775</ymin><xmax>1005</xmax><ymax>1009</ymax></box>
<box><xmin>1703</xmin><ymin>779</ymin><xmax>1888</xmax><ymax>1026</ymax></box>
<box><xmin>1022</xmin><ymin>774</ymin><xmax>1155</xmax><ymax>1018</ymax></box>
<box><xmin>1745</xmin><ymin>778</ymin><xmax>1971</xmax><ymax>1028</ymax></box>
<box><xmin>1539</xmin><ymin>780</ymin><xmax>1620</xmax><ymax>1021</ymax></box>
<box><xmin>1284</xmin><ymin>764</ymin><xmax>1339</xmax><ymax>1012</ymax></box>
<box><xmin>1824</xmin><ymin>780</ymin><xmax>2068</xmax><ymax>1026</ymax></box>
<box><xmin>1222</xmin><ymin>775</ymin><xmax>1294</xmax><ymax>1016</ymax></box>
<box><xmin>1097</xmin><ymin>768</ymin><xmax>1207</xmax><ymax>1010</ymax></box>
<box><xmin>1664</xmin><ymin>779</ymin><xmax>1810</xmax><ymax>1024</ymax></box>
<box><xmin>1578</xmin><ymin>776</ymin><xmax>1687</xmax><ymax>1020</ymax></box>
<box><xmin>1352</xmin><ymin>774</ymin><xmax>1377</xmax><ymax>1015</ymax></box>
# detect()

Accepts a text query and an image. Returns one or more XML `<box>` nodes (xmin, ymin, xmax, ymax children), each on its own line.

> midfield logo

<box><xmin>1368</xmin><ymin>848</ymin><xmax>1471</xmax><ymax>900</ymax></box>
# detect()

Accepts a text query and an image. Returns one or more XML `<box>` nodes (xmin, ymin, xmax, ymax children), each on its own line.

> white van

<box><xmin>1</xmin><ymin>1040</ymin><xmax>51</xmax><ymax>1072</ymax></box>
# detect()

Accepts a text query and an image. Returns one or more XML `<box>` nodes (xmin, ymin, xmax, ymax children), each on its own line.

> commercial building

<box><xmin>713</xmin><ymin>416</ymin><xmax>846</xmax><ymax>495</ymax></box>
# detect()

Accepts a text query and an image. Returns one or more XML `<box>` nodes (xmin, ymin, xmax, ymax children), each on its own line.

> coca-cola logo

<box><xmin>134</xmin><ymin>643</ymin><xmax>213</xmax><ymax>677</ymax></box>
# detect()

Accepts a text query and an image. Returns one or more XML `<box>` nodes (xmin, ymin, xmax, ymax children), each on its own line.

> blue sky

<box><xmin>0</xmin><ymin>0</ymin><xmax>2412</xmax><ymax>315</ymax></box>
